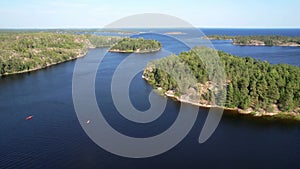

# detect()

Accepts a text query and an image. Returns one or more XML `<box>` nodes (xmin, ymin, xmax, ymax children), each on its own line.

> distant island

<box><xmin>109</xmin><ymin>38</ymin><xmax>162</xmax><ymax>53</ymax></box>
<box><xmin>205</xmin><ymin>35</ymin><xmax>300</xmax><ymax>47</ymax></box>
<box><xmin>0</xmin><ymin>32</ymin><xmax>122</xmax><ymax>76</ymax></box>
<box><xmin>164</xmin><ymin>32</ymin><xmax>186</xmax><ymax>35</ymax></box>
<box><xmin>143</xmin><ymin>47</ymin><xmax>300</xmax><ymax>121</ymax></box>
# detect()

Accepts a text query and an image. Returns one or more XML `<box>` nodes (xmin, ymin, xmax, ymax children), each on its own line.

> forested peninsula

<box><xmin>109</xmin><ymin>38</ymin><xmax>162</xmax><ymax>53</ymax></box>
<box><xmin>0</xmin><ymin>32</ymin><xmax>122</xmax><ymax>76</ymax></box>
<box><xmin>143</xmin><ymin>47</ymin><xmax>300</xmax><ymax>121</ymax></box>
<box><xmin>205</xmin><ymin>35</ymin><xmax>300</xmax><ymax>47</ymax></box>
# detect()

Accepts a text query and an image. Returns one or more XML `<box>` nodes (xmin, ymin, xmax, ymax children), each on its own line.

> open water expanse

<box><xmin>0</xmin><ymin>29</ymin><xmax>299</xmax><ymax>169</ymax></box>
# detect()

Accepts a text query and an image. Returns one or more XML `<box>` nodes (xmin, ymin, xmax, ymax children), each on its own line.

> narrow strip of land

<box><xmin>204</xmin><ymin>35</ymin><xmax>300</xmax><ymax>46</ymax></box>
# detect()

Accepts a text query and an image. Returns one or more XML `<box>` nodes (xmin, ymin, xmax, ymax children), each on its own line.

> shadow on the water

<box><xmin>222</xmin><ymin>109</ymin><xmax>300</xmax><ymax>127</ymax></box>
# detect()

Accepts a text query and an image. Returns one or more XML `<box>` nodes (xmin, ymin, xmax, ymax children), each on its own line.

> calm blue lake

<box><xmin>0</xmin><ymin>29</ymin><xmax>299</xmax><ymax>169</ymax></box>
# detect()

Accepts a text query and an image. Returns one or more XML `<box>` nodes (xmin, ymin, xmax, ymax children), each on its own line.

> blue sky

<box><xmin>0</xmin><ymin>0</ymin><xmax>299</xmax><ymax>28</ymax></box>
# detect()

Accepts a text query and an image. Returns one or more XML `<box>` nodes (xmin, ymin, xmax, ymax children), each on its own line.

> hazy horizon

<box><xmin>1</xmin><ymin>27</ymin><xmax>300</xmax><ymax>30</ymax></box>
<box><xmin>1</xmin><ymin>0</ymin><xmax>299</xmax><ymax>29</ymax></box>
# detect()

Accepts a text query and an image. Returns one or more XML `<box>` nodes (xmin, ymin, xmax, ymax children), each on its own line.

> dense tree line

<box><xmin>143</xmin><ymin>47</ymin><xmax>300</xmax><ymax>112</ymax></box>
<box><xmin>85</xmin><ymin>34</ymin><xmax>123</xmax><ymax>48</ymax></box>
<box><xmin>110</xmin><ymin>38</ymin><xmax>162</xmax><ymax>53</ymax></box>
<box><xmin>206</xmin><ymin>35</ymin><xmax>300</xmax><ymax>46</ymax></box>
<box><xmin>0</xmin><ymin>32</ymin><xmax>160</xmax><ymax>76</ymax></box>
<box><xmin>0</xmin><ymin>33</ymin><xmax>122</xmax><ymax>75</ymax></box>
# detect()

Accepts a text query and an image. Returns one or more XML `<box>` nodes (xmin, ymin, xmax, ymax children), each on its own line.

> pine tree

<box><xmin>226</xmin><ymin>83</ymin><xmax>235</xmax><ymax>108</ymax></box>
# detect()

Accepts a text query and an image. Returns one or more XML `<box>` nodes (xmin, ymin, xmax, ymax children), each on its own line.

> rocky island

<box><xmin>205</xmin><ymin>35</ymin><xmax>300</xmax><ymax>47</ymax></box>
<box><xmin>143</xmin><ymin>47</ymin><xmax>300</xmax><ymax>122</ymax></box>
<box><xmin>109</xmin><ymin>38</ymin><xmax>162</xmax><ymax>53</ymax></box>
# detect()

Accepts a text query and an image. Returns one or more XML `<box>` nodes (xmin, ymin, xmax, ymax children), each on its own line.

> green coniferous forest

<box><xmin>109</xmin><ymin>38</ymin><xmax>162</xmax><ymax>53</ymax></box>
<box><xmin>206</xmin><ymin>35</ymin><xmax>300</xmax><ymax>46</ymax></box>
<box><xmin>0</xmin><ymin>32</ymin><xmax>122</xmax><ymax>75</ymax></box>
<box><xmin>143</xmin><ymin>47</ymin><xmax>300</xmax><ymax>114</ymax></box>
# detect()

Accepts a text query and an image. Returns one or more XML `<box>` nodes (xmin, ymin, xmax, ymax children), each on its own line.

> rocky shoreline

<box><xmin>143</xmin><ymin>71</ymin><xmax>300</xmax><ymax>122</ymax></box>
<box><xmin>233</xmin><ymin>41</ymin><xmax>300</xmax><ymax>47</ymax></box>
<box><xmin>162</xmin><ymin>89</ymin><xmax>300</xmax><ymax>122</ymax></box>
